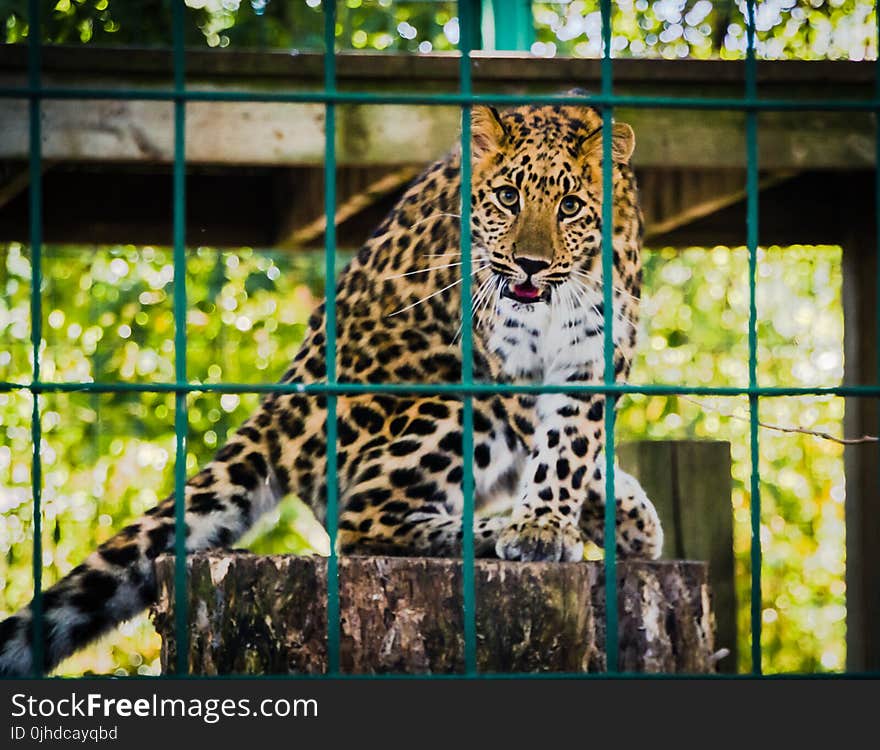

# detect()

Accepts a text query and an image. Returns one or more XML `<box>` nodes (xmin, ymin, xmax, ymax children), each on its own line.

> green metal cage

<box><xmin>2</xmin><ymin>0</ymin><xmax>880</xmax><ymax>679</ymax></box>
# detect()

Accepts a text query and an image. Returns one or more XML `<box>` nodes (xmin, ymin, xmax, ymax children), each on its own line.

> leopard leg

<box><xmin>495</xmin><ymin>391</ymin><xmax>609</xmax><ymax>562</ymax></box>
<box><xmin>578</xmin><ymin>460</ymin><xmax>663</xmax><ymax>559</ymax></box>
<box><xmin>334</xmin><ymin>394</ymin><xmax>519</xmax><ymax>558</ymax></box>
<box><xmin>339</xmin><ymin>502</ymin><xmax>507</xmax><ymax>558</ymax></box>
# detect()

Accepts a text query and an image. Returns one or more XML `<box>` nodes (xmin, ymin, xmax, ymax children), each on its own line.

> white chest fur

<box><xmin>488</xmin><ymin>283</ymin><xmax>623</xmax><ymax>384</ymax></box>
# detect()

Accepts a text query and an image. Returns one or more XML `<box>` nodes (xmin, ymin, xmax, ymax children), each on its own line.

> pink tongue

<box><xmin>512</xmin><ymin>283</ymin><xmax>541</xmax><ymax>300</ymax></box>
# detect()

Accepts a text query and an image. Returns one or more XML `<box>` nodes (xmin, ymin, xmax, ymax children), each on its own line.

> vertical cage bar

<box><xmin>171</xmin><ymin>0</ymin><xmax>189</xmax><ymax>676</ymax></box>
<box><xmin>323</xmin><ymin>0</ymin><xmax>341</xmax><ymax>677</ymax></box>
<box><xmin>873</xmin><ymin>0</ymin><xmax>880</xmax><ymax>679</ymax></box>
<box><xmin>458</xmin><ymin>0</ymin><xmax>477</xmax><ymax>677</ymax></box>
<box><xmin>27</xmin><ymin>0</ymin><xmax>44</xmax><ymax>678</ymax></box>
<box><xmin>745</xmin><ymin>0</ymin><xmax>762</xmax><ymax>676</ymax></box>
<box><xmin>599</xmin><ymin>0</ymin><xmax>619</xmax><ymax>675</ymax></box>
<box><xmin>875</xmin><ymin>4</ymin><xmax>880</xmax><ymax>486</ymax></box>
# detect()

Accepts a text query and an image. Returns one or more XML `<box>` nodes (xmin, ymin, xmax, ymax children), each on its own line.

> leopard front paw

<box><xmin>495</xmin><ymin>516</ymin><xmax>584</xmax><ymax>562</ymax></box>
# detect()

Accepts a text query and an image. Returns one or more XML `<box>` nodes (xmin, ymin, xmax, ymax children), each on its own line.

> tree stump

<box><xmin>151</xmin><ymin>552</ymin><xmax>716</xmax><ymax>674</ymax></box>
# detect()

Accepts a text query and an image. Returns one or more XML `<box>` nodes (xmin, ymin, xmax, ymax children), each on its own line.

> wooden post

<box><xmin>151</xmin><ymin>553</ymin><xmax>716</xmax><ymax>675</ymax></box>
<box><xmin>617</xmin><ymin>440</ymin><xmax>736</xmax><ymax>672</ymax></box>
<box><xmin>842</xmin><ymin>218</ymin><xmax>880</xmax><ymax>672</ymax></box>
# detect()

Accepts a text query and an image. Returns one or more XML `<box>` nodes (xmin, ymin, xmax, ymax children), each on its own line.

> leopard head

<box><xmin>468</xmin><ymin>102</ymin><xmax>638</xmax><ymax>336</ymax></box>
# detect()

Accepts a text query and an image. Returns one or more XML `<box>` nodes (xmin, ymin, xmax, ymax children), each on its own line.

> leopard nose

<box><xmin>513</xmin><ymin>257</ymin><xmax>550</xmax><ymax>278</ymax></box>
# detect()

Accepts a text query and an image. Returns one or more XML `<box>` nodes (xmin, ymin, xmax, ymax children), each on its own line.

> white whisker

<box><xmin>406</xmin><ymin>212</ymin><xmax>462</xmax><ymax>232</ymax></box>
<box><xmin>569</xmin><ymin>277</ymin><xmax>639</xmax><ymax>331</ymax></box>
<box><xmin>383</xmin><ymin>262</ymin><xmax>464</xmax><ymax>281</ymax></box>
<box><xmin>388</xmin><ymin>278</ymin><xmax>464</xmax><ymax>317</ymax></box>
<box><xmin>453</xmin><ymin>272</ymin><xmax>496</xmax><ymax>343</ymax></box>
<box><xmin>572</xmin><ymin>268</ymin><xmax>640</xmax><ymax>303</ymax></box>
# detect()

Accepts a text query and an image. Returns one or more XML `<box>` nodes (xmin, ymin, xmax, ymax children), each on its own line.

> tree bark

<box><xmin>151</xmin><ymin>552</ymin><xmax>717</xmax><ymax>675</ymax></box>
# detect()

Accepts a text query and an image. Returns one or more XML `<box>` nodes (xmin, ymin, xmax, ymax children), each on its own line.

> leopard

<box><xmin>0</xmin><ymin>100</ymin><xmax>663</xmax><ymax>676</ymax></box>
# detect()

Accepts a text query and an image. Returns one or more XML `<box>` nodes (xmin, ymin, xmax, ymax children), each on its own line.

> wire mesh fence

<box><xmin>1</xmin><ymin>0</ymin><xmax>879</xmax><ymax>678</ymax></box>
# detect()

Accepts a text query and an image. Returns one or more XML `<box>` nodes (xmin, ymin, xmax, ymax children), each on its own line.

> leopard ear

<box><xmin>471</xmin><ymin>105</ymin><xmax>508</xmax><ymax>157</ymax></box>
<box><xmin>582</xmin><ymin>122</ymin><xmax>636</xmax><ymax>164</ymax></box>
<box><xmin>611</xmin><ymin>122</ymin><xmax>635</xmax><ymax>163</ymax></box>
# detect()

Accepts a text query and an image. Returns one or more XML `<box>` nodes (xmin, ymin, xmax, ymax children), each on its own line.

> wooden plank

<box><xmin>0</xmin><ymin>97</ymin><xmax>872</xmax><ymax>169</ymax></box>
<box><xmin>617</xmin><ymin>440</ymin><xmax>736</xmax><ymax>673</ymax></box>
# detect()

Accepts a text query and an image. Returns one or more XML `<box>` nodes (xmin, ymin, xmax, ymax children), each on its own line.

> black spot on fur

<box><xmin>278</xmin><ymin>412</ymin><xmax>305</xmax><ymax>440</ymax></box>
<box><xmin>514</xmin><ymin>415</ymin><xmax>535</xmax><ymax>436</ymax></box>
<box><xmin>146</xmin><ymin>524</ymin><xmax>173</xmax><ymax>559</ymax></box>
<box><xmin>473</xmin><ymin>410</ymin><xmax>492</xmax><ymax>433</ymax></box>
<box><xmin>390</xmin><ymin>467</ymin><xmax>422</xmax><ymax>487</ymax></box>
<box><xmin>405</xmin><ymin>482</ymin><xmax>439</xmax><ymax>500</ymax></box>
<box><xmin>534</xmin><ymin>463</ymin><xmax>548</xmax><ymax>484</ymax></box>
<box><xmin>556</xmin><ymin>458</ymin><xmax>570</xmax><ymax>480</ymax></box>
<box><xmin>403</xmin><ymin>418</ymin><xmax>437</xmax><ymax>436</ymax></box>
<box><xmin>99</xmin><ymin>543</ymin><xmax>140</xmax><ymax>568</ymax></box>
<box><xmin>418</xmin><ymin>401</ymin><xmax>450</xmax><ymax>420</ymax></box>
<box><xmin>338</xmin><ymin>419</ymin><xmax>359</xmax><ymax>447</ymax></box>
<box><xmin>389</xmin><ymin>440</ymin><xmax>420</xmax><ymax>456</ymax></box>
<box><xmin>420</xmin><ymin>452</ymin><xmax>452</xmax><ymax>472</ymax></box>
<box><xmin>389</xmin><ymin>416</ymin><xmax>408</xmax><ymax>436</ymax></box>
<box><xmin>356</xmin><ymin>464</ymin><xmax>382</xmax><ymax>484</ymax></box>
<box><xmin>239</xmin><ymin>426</ymin><xmax>261</xmax><ymax>443</ymax></box>
<box><xmin>351</xmin><ymin>405</ymin><xmax>385</xmax><ymax>433</ymax></box>
<box><xmin>215</xmin><ymin>441</ymin><xmax>245</xmax><ymax>462</ymax></box>
<box><xmin>474</xmin><ymin>444</ymin><xmax>491</xmax><ymax>468</ymax></box>
<box><xmin>72</xmin><ymin>570</ymin><xmax>119</xmax><ymax>612</ymax></box>
<box><xmin>571</xmin><ymin>437</ymin><xmax>588</xmax><ymax>457</ymax></box>
<box><xmin>439</xmin><ymin>431</ymin><xmax>463</xmax><ymax>455</ymax></box>
<box><xmin>189</xmin><ymin>491</ymin><xmax>224</xmax><ymax>515</ymax></box>
<box><xmin>246</xmin><ymin>451</ymin><xmax>268</xmax><ymax>479</ymax></box>
<box><xmin>228</xmin><ymin>462</ymin><xmax>258</xmax><ymax>491</ymax></box>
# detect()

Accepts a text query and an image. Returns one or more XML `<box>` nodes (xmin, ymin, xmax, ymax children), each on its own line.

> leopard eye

<box><xmin>559</xmin><ymin>195</ymin><xmax>584</xmax><ymax>218</ymax></box>
<box><xmin>495</xmin><ymin>186</ymin><xmax>520</xmax><ymax>211</ymax></box>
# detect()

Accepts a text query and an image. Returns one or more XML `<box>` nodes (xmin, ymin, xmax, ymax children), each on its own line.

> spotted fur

<box><xmin>0</xmin><ymin>101</ymin><xmax>662</xmax><ymax>676</ymax></box>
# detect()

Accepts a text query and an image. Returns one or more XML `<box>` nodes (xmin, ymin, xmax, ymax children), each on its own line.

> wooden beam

<box><xmin>280</xmin><ymin>165</ymin><xmax>420</xmax><ymax>248</ymax></box>
<box><xmin>645</xmin><ymin>171</ymin><xmax>867</xmax><ymax>248</ymax></box>
<box><xmin>841</xmin><ymin>195</ymin><xmax>880</xmax><ymax>672</ymax></box>
<box><xmin>0</xmin><ymin>99</ymin><xmax>871</xmax><ymax>170</ymax></box>
<box><xmin>0</xmin><ymin>162</ymin><xmax>54</xmax><ymax>210</ymax></box>
<box><xmin>1</xmin><ymin>46</ymin><xmax>874</xmax><ymax>88</ymax></box>
<box><xmin>642</xmin><ymin>169</ymin><xmax>798</xmax><ymax>240</ymax></box>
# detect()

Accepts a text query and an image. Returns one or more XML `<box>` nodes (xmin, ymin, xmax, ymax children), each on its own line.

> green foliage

<box><xmin>3</xmin><ymin>0</ymin><xmax>876</xmax><ymax>59</ymax></box>
<box><xmin>618</xmin><ymin>245</ymin><xmax>845</xmax><ymax>673</ymax></box>
<box><xmin>533</xmin><ymin>0</ymin><xmax>876</xmax><ymax>60</ymax></box>
<box><xmin>0</xmin><ymin>242</ymin><xmax>330</xmax><ymax>675</ymax></box>
<box><xmin>1</xmin><ymin>0</ymin><xmax>460</xmax><ymax>51</ymax></box>
<box><xmin>1</xmin><ymin>241</ymin><xmax>846</xmax><ymax>674</ymax></box>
